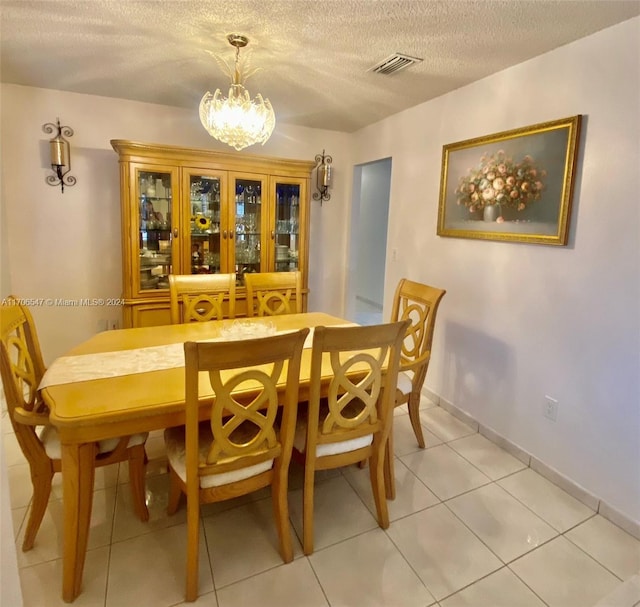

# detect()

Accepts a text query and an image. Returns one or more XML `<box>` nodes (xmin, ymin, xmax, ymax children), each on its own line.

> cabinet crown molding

<box><xmin>110</xmin><ymin>140</ymin><xmax>316</xmax><ymax>176</ymax></box>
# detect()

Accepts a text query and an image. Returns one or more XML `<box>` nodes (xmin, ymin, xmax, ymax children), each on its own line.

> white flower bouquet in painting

<box><xmin>455</xmin><ymin>150</ymin><xmax>547</xmax><ymax>220</ymax></box>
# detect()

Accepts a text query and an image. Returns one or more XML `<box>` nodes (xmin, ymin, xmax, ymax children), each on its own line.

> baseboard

<box><xmin>422</xmin><ymin>386</ymin><xmax>640</xmax><ymax>541</ymax></box>
<box><xmin>439</xmin><ymin>397</ymin><xmax>479</xmax><ymax>432</ymax></box>
<box><xmin>598</xmin><ymin>501</ymin><xmax>640</xmax><ymax>541</ymax></box>
<box><xmin>354</xmin><ymin>295</ymin><xmax>383</xmax><ymax>311</ymax></box>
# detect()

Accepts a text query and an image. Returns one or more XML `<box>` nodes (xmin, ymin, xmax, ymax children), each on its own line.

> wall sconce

<box><xmin>43</xmin><ymin>118</ymin><xmax>76</xmax><ymax>193</ymax></box>
<box><xmin>313</xmin><ymin>150</ymin><xmax>332</xmax><ymax>204</ymax></box>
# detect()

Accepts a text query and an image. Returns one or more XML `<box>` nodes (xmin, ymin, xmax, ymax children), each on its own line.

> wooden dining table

<box><xmin>40</xmin><ymin>312</ymin><xmax>358</xmax><ymax>602</ymax></box>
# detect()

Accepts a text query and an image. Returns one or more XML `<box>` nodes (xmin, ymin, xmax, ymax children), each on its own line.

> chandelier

<box><xmin>199</xmin><ymin>34</ymin><xmax>275</xmax><ymax>151</ymax></box>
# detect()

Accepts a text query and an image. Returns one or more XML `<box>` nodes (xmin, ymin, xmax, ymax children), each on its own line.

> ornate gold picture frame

<box><xmin>437</xmin><ymin>115</ymin><xmax>582</xmax><ymax>245</ymax></box>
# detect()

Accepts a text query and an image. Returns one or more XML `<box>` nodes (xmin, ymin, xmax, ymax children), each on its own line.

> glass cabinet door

<box><xmin>233</xmin><ymin>176</ymin><xmax>264</xmax><ymax>285</ymax></box>
<box><xmin>188</xmin><ymin>174</ymin><xmax>222</xmax><ymax>274</ymax></box>
<box><xmin>138</xmin><ymin>168</ymin><xmax>174</xmax><ymax>292</ymax></box>
<box><xmin>273</xmin><ymin>182</ymin><xmax>301</xmax><ymax>272</ymax></box>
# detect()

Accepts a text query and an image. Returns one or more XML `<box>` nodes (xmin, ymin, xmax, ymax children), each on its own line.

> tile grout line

<box><xmin>382</xmin><ymin>525</ymin><xmax>439</xmax><ymax>606</ymax></box>
<box><xmin>559</xmin><ymin>520</ymin><xmax>628</xmax><ymax>583</ymax></box>
<box><xmin>424</xmin><ymin>390</ymin><xmax>640</xmax><ymax>539</ymax></box>
<box><xmin>504</xmin><ymin>561</ymin><xmax>552</xmax><ymax>607</ymax></box>
<box><xmin>419</xmin><ymin>400</ymin><xmax>637</xmax><ymax>602</ymax></box>
<box><xmin>102</xmin><ymin>474</ymin><xmax>121</xmax><ymax>607</ymax></box>
<box><xmin>400</xmin><ymin>405</ymin><xmax>629</xmax><ymax>604</ymax></box>
<box><xmin>200</xmin><ymin>513</ymin><xmax>221</xmax><ymax>606</ymax></box>
<box><xmin>304</xmin><ymin>554</ymin><xmax>333</xmax><ymax>607</ymax></box>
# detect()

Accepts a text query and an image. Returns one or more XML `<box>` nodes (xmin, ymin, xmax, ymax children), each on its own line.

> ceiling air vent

<box><xmin>369</xmin><ymin>53</ymin><xmax>423</xmax><ymax>75</ymax></box>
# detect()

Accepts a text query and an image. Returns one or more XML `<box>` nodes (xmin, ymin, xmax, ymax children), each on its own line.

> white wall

<box><xmin>0</xmin><ymin>85</ymin><xmax>352</xmax><ymax>363</ymax></box>
<box><xmin>353</xmin><ymin>18</ymin><xmax>640</xmax><ymax>523</ymax></box>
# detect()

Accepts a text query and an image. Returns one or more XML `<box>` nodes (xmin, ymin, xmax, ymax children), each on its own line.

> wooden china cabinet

<box><xmin>111</xmin><ymin>140</ymin><xmax>315</xmax><ymax>328</ymax></box>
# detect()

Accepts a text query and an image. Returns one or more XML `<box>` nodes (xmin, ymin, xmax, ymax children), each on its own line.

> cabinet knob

<box><xmin>173</xmin><ymin>228</ymin><xmax>178</xmax><ymax>238</ymax></box>
<box><xmin>271</xmin><ymin>230</ymin><xmax>275</xmax><ymax>240</ymax></box>
<box><xmin>223</xmin><ymin>230</ymin><xmax>227</xmax><ymax>239</ymax></box>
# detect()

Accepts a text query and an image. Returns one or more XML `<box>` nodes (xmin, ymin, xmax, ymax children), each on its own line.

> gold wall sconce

<box><xmin>313</xmin><ymin>150</ymin><xmax>332</xmax><ymax>204</ymax></box>
<box><xmin>43</xmin><ymin>118</ymin><xmax>76</xmax><ymax>193</ymax></box>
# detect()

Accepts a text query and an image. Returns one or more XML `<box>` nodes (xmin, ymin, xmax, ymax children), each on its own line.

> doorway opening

<box><xmin>346</xmin><ymin>157</ymin><xmax>392</xmax><ymax>325</ymax></box>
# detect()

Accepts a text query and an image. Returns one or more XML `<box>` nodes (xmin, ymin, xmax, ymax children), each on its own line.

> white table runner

<box><xmin>39</xmin><ymin>324</ymin><xmax>356</xmax><ymax>389</ymax></box>
<box><xmin>39</xmin><ymin>342</ymin><xmax>186</xmax><ymax>389</ymax></box>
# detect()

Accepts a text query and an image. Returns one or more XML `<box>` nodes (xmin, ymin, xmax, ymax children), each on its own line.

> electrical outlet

<box><xmin>544</xmin><ymin>395</ymin><xmax>558</xmax><ymax>421</ymax></box>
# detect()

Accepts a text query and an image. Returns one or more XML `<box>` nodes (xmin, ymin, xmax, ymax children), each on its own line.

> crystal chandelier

<box><xmin>199</xmin><ymin>34</ymin><xmax>275</xmax><ymax>151</ymax></box>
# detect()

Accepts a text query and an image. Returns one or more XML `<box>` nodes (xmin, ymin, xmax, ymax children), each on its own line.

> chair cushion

<box><xmin>293</xmin><ymin>410</ymin><xmax>373</xmax><ymax>457</ymax></box>
<box><xmin>164</xmin><ymin>425</ymin><xmax>273</xmax><ymax>489</ymax></box>
<box><xmin>397</xmin><ymin>370</ymin><xmax>414</xmax><ymax>396</ymax></box>
<box><xmin>39</xmin><ymin>425</ymin><xmax>148</xmax><ymax>460</ymax></box>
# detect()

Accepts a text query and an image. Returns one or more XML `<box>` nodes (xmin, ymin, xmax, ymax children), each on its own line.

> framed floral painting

<box><xmin>437</xmin><ymin>115</ymin><xmax>582</xmax><ymax>245</ymax></box>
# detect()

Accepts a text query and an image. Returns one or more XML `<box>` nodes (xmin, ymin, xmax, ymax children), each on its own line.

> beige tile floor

<box><xmin>4</xmin><ymin>399</ymin><xmax>640</xmax><ymax>607</ymax></box>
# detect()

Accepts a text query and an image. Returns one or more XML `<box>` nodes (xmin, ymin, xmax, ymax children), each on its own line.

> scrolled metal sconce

<box><xmin>43</xmin><ymin>118</ymin><xmax>76</xmax><ymax>193</ymax></box>
<box><xmin>313</xmin><ymin>150</ymin><xmax>332</xmax><ymax>204</ymax></box>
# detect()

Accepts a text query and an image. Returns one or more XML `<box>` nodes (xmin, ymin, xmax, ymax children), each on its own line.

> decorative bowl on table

<box><xmin>219</xmin><ymin>320</ymin><xmax>276</xmax><ymax>341</ymax></box>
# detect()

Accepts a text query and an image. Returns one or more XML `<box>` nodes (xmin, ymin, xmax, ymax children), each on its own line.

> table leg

<box><xmin>61</xmin><ymin>442</ymin><xmax>96</xmax><ymax>602</ymax></box>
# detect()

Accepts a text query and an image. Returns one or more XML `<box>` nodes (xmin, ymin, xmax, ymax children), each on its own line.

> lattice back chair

<box><xmin>385</xmin><ymin>280</ymin><xmax>445</xmax><ymax>497</ymax></box>
<box><xmin>169</xmin><ymin>273</ymin><xmax>236</xmax><ymax>324</ymax></box>
<box><xmin>244</xmin><ymin>271</ymin><xmax>302</xmax><ymax>317</ymax></box>
<box><xmin>0</xmin><ymin>298</ymin><xmax>149</xmax><ymax>552</ymax></box>
<box><xmin>164</xmin><ymin>328</ymin><xmax>309</xmax><ymax>601</ymax></box>
<box><xmin>293</xmin><ymin>321</ymin><xmax>408</xmax><ymax>555</ymax></box>
<box><xmin>391</xmin><ymin>279</ymin><xmax>446</xmax><ymax>443</ymax></box>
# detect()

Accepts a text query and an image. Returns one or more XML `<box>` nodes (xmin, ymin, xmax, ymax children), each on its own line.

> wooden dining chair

<box><xmin>383</xmin><ymin>279</ymin><xmax>446</xmax><ymax>499</ymax></box>
<box><xmin>293</xmin><ymin>321</ymin><xmax>408</xmax><ymax>555</ymax></box>
<box><xmin>391</xmin><ymin>279</ymin><xmax>446</xmax><ymax>446</ymax></box>
<box><xmin>169</xmin><ymin>273</ymin><xmax>236</xmax><ymax>324</ymax></box>
<box><xmin>0</xmin><ymin>298</ymin><xmax>149</xmax><ymax>552</ymax></box>
<box><xmin>164</xmin><ymin>328</ymin><xmax>308</xmax><ymax>602</ymax></box>
<box><xmin>244</xmin><ymin>271</ymin><xmax>301</xmax><ymax>317</ymax></box>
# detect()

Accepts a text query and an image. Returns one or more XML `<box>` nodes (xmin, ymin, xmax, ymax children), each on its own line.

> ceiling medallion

<box><xmin>199</xmin><ymin>34</ymin><xmax>275</xmax><ymax>151</ymax></box>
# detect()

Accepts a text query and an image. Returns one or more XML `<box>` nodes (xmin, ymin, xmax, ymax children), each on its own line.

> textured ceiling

<box><xmin>1</xmin><ymin>1</ymin><xmax>639</xmax><ymax>132</ymax></box>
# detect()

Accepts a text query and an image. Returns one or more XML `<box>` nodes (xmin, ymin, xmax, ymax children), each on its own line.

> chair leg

<box><xmin>407</xmin><ymin>394</ymin><xmax>426</xmax><ymax>448</ymax></box>
<box><xmin>185</xmin><ymin>490</ymin><xmax>200</xmax><ymax>602</ymax></box>
<box><xmin>384</xmin><ymin>427</ymin><xmax>396</xmax><ymax>500</ymax></box>
<box><xmin>167</xmin><ymin>467</ymin><xmax>182</xmax><ymax>515</ymax></box>
<box><xmin>370</xmin><ymin>451</ymin><xmax>390</xmax><ymax>529</ymax></box>
<box><xmin>271</xmin><ymin>466</ymin><xmax>293</xmax><ymax>563</ymax></box>
<box><xmin>127</xmin><ymin>445</ymin><xmax>149</xmax><ymax>522</ymax></box>
<box><xmin>22</xmin><ymin>470</ymin><xmax>53</xmax><ymax>551</ymax></box>
<box><xmin>302</xmin><ymin>465</ymin><xmax>315</xmax><ymax>556</ymax></box>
